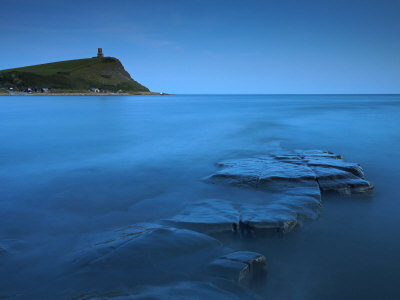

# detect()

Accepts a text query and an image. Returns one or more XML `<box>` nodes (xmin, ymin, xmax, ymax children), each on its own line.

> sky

<box><xmin>0</xmin><ymin>0</ymin><xmax>399</xmax><ymax>94</ymax></box>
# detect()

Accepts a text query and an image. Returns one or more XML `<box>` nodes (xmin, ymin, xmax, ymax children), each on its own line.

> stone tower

<box><xmin>97</xmin><ymin>48</ymin><xmax>104</xmax><ymax>58</ymax></box>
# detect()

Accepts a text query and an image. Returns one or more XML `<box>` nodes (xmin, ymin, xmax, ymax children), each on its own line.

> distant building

<box><xmin>97</xmin><ymin>48</ymin><xmax>104</xmax><ymax>58</ymax></box>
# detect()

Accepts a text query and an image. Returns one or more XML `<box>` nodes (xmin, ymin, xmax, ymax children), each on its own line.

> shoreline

<box><xmin>0</xmin><ymin>91</ymin><xmax>168</xmax><ymax>96</ymax></box>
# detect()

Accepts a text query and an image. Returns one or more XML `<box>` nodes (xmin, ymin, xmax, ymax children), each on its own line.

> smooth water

<box><xmin>1</xmin><ymin>94</ymin><xmax>399</xmax><ymax>299</ymax></box>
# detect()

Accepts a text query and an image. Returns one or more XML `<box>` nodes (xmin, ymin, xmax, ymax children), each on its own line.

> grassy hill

<box><xmin>0</xmin><ymin>57</ymin><xmax>149</xmax><ymax>92</ymax></box>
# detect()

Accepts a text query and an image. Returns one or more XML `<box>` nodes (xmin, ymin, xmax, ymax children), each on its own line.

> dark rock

<box><xmin>209</xmin><ymin>251</ymin><xmax>267</xmax><ymax>283</ymax></box>
<box><xmin>207</xmin><ymin>150</ymin><xmax>373</xmax><ymax>195</ymax></box>
<box><xmin>168</xmin><ymin>150</ymin><xmax>372</xmax><ymax>236</ymax></box>
<box><xmin>167</xmin><ymin>199</ymin><xmax>240</xmax><ymax>234</ymax></box>
<box><xmin>168</xmin><ymin>181</ymin><xmax>321</xmax><ymax>235</ymax></box>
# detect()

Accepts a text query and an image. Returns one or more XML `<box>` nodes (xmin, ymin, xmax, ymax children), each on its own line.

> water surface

<box><xmin>1</xmin><ymin>94</ymin><xmax>399</xmax><ymax>299</ymax></box>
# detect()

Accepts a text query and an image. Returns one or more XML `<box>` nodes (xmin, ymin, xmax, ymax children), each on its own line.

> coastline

<box><xmin>0</xmin><ymin>91</ymin><xmax>168</xmax><ymax>96</ymax></box>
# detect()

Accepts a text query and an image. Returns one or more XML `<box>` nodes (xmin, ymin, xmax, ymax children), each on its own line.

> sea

<box><xmin>0</xmin><ymin>94</ymin><xmax>399</xmax><ymax>299</ymax></box>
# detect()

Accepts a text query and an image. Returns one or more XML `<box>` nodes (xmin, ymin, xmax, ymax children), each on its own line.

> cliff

<box><xmin>0</xmin><ymin>57</ymin><xmax>149</xmax><ymax>92</ymax></box>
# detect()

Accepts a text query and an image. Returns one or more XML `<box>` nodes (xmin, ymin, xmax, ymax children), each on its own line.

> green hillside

<box><xmin>0</xmin><ymin>57</ymin><xmax>149</xmax><ymax>92</ymax></box>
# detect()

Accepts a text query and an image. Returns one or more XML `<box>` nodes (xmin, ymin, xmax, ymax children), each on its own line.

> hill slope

<box><xmin>0</xmin><ymin>57</ymin><xmax>149</xmax><ymax>92</ymax></box>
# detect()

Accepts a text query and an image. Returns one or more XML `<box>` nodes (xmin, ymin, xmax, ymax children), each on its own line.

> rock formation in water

<box><xmin>66</xmin><ymin>223</ymin><xmax>264</xmax><ymax>299</ymax></box>
<box><xmin>22</xmin><ymin>150</ymin><xmax>372</xmax><ymax>299</ymax></box>
<box><xmin>209</xmin><ymin>251</ymin><xmax>267</xmax><ymax>283</ymax></box>
<box><xmin>208</xmin><ymin>150</ymin><xmax>373</xmax><ymax>194</ymax></box>
<box><xmin>169</xmin><ymin>150</ymin><xmax>373</xmax><ymax>236</ymax></box>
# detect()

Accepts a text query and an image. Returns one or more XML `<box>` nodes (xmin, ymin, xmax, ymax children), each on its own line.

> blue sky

<box><xmin>1</xmin><ymin>0</ymin><xmax>399</xmax><ymax>93</ymax></box>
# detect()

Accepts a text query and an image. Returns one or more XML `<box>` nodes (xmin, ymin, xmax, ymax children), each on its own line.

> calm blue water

<box><xmin>1</xmin><ymin>94</ymin><xmax>400</xmax><ymax>299</ymax></box>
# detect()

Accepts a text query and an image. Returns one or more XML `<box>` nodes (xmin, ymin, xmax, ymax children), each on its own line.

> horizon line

<box><xmin>169</xmin><ymin>93</ymin><xmax>400</xmax><ymax>96</ymax></box>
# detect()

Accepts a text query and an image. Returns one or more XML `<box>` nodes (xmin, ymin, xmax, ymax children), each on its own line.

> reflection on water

<box><xmin>0</xmin><ymin>95</ymin><xmax>399</xmax><ymax>299</ymax></box>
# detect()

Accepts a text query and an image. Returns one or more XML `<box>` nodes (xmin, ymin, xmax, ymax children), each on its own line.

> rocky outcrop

<box><xmin>209</xmin><ymin>251</ymin><xmax>267</xmax><ymax>283</ymax></box>
<box><xmin>169</xmin><ymin>150</ymin><xmax>373</xmax><ymax>236</ymax></box>
<box><xmin>0</xmin><ymin>56</ymin><xmax>150</xmax><ymax>92</ymax></box>
<box><xmin>208</xmin><ymin>150</ymin><xmax>373</xmax><ymax>195</ymax></box>
<box><xmin>167</xmin><ymin>196</ymin><xmax>319</xmax><ymax>235</ymax></box>
<box><xmin>30</xmin><ymin>150</ymin><xmax>373</xmax><ymax>300</ymax></box>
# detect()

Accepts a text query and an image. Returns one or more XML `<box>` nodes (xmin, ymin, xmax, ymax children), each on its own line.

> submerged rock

<box><xmin>208</xmin><ymin>150</ymin><xmax>373</xmax><ymax>195</ymax></box>
<box><xmin>0</xmin><ymin>239</ymin><xmax>28</xmax><ymax>255</ymax></box>
<box><xmin>135</xmin><ymin>281</ymin><xmax>262</xmax><ymax>299</ymax></box>
<box><xmin>72</xmin><ymin>223</ymin><xmax>223</xmax><ymax>278</ymax></box>
<box><xmin>209</xmin><ymin>251</ymin><xmax>267</xmax><ymax>283</ymax></box>
<box><xmin>74</xmin><ymin>281</ymin><xmax>261</xmax><ymax>300</ymax></box>
<box><xmin>59</xmin><ymin>223</ymin><xmax>227</xmax><ymax>298</ymax></box>
<box><xmin>67</xmin><ymin>223</ymin><xmax>264</xmax><ymax>300</ymax></box>
<box><xmin>167</xmin><ymin>195</ymin><xmax>320</xmax><ymax>235</ymax></box>
<box><xmin>167</xmin><ymin>199</ymin><xmax>241</xmax><ymax>233</ymax></box>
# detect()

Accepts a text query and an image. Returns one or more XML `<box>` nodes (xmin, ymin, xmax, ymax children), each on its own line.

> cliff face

<box><xmin>0</xmin><ymin>57</ymin><xmax>149</xmax><ymax>92</ymax></box>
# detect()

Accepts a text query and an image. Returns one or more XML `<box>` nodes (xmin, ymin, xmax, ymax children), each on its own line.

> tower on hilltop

<box><xmin>97</xmin><ymin>48</ymin><xmax>104</xmax><ymax>58</ymax></box>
